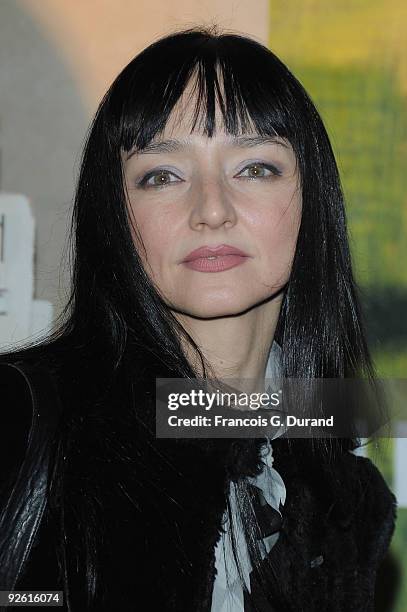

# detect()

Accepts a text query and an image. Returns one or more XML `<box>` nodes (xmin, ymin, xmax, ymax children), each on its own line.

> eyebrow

<box><xmin>125</xmin><ymin>135</ymin><xmax>289</xmax><ymax>160</ymax></box>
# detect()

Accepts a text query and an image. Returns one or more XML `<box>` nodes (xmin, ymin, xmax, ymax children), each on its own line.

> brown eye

<box><xmin>138</xmin><ymin>169</ymin><xmax>182</xmax><ymax>189</ymax></box>
<box><xmin>248</xmin><ymin>165</ymin><xmax>266</xmax><ymax>177</ymax></box>
<box><xmin>150</xmin><ymin>171</ymin><xmax>171</xmax><ymax>186</ymax></box>
<box><xmin>237</xmin><ymin>162</ymin><xmax>282</xmax><ymax>179</ymax></box>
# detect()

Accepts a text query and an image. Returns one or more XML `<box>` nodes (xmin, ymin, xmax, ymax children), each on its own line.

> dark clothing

<box><xmin>0</xmin><ymin>352</ymin><xmax>398</xmax><ymax>611</ymax></box>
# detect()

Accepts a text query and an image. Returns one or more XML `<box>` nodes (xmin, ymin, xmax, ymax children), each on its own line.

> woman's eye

<box><xmin>136</xmin><ymin>162</ymin><xmax>282</xmax><ymax>190</ymax></box>
<box><xmin>138</xmin><ymin>169</ymin><xmax>181</xmax><ymax>189</ymax></box>
<box><xmin>237</xmin><ymin>163</ymin><xmax>282</xmax><ymax>180</ymax></box>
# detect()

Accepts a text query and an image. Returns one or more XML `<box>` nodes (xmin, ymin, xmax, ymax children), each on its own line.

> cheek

<box><xmin>128</xmin><ymin>205</ymin><xmax>176</xmax><ymax>272</ymax></box>
<box><xmin>256</xmin><ymin>197</ymin><xmax>301</xmax><ymax>281</ymax></box>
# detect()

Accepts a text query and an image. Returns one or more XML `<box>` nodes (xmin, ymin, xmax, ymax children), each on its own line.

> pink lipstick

<box><xmin>181</xmin><ymin>244</ymin><xmax>250</xmax><ymax>273</ymax></box>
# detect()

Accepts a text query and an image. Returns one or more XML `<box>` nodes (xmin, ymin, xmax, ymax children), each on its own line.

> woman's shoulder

<box><xmin>318</xmin><ymin>446</ymin><xmax>398</xmax><ymax>580</ymax></box>
<box><xmin>336</xmin><ymin>448</ymin><xmax>397</xmax><ymax>519</ymax></box>
<box><xmin>0</xmin><ymin>344</ymin><xmax>66</xmax><ymax>493</ymax></box>
<box><xmin>0</xmin><ymin>357</ymin><xmax>34</xmax><ymax>499</ymax></box>
<box><xmin>0</xmin><ymin>344</ymin><xmax>64</xmax><ymax>417</ymax></box>
<box><xmin>274</xmin><ymin>437</ymin><xmax>397</xmax><ymax>567</ymax></box>
<box><xmin>0</xmin><ymin>339</ymin><xmax>91</xmax><ymax>407</ymax></box>
<box><xmin>0</xmin><ymin>343</ymin><xmax>59</xmax><ymax>391</ymax></box>
<box><xmin>339</xmin><ymin>448</ymin><xmax>397</xmax><ymax>545</ymax></box>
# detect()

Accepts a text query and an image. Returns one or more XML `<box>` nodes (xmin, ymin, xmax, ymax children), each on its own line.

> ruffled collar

<box><xmin>211</xmin><ymin>341</ymin><xmax>287</xmax><ymax>612</ymax></box>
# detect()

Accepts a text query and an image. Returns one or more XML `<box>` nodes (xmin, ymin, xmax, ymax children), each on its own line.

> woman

<box><xmin>0</xmin><ymin>25</ymin><xmax>397</xmax><ymax>611</ymax></box>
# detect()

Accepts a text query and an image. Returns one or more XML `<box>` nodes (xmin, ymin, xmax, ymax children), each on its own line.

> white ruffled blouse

<box><xmin>210</xmin><ymin>341</ymin><xmax>286</xmax><ymax>612</ymax></box>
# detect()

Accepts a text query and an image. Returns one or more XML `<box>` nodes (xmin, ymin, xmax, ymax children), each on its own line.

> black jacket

<box><xmin>0</xmin><ymin>353</ymin><xmax>398</xmax><ymax>611</ymax></box>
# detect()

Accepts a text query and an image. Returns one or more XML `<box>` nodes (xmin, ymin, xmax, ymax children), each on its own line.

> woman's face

<box><xmin>122</xmin><ymin>96</ymin><xmax>302</xmax><ymax>319</ymax></box>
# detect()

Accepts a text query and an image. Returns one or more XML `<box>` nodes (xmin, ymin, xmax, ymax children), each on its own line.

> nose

<box><xmin>188</xmin><ymin>177</ymin><xmax>237</xmax><ymax>231</ymax></box>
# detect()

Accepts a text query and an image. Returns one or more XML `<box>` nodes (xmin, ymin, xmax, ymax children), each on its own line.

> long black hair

<box><xmin>0</xmin><ymin>25</ymin><xmax>377</xmax><ymax>610</ymax></box>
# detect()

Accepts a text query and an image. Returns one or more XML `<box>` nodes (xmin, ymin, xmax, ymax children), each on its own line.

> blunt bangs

<box><xmin>112</xmin><ymin>30</ymin><xmax>304</xmax><ymax>158</ymax></box>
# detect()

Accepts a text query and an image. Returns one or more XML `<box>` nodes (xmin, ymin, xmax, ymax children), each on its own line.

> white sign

<box><xmin>0</xmin><ymin>193</ymin><xmax>53</xmax><ymax>350</ymax></box>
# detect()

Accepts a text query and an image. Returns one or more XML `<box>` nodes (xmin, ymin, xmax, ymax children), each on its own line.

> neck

<box><xmin>173</xmin><ymin>294</ymin><xmax>282</xmax><ymax>391</ymax></box>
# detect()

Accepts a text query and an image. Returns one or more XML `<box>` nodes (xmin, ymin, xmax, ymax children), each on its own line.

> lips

<box><xmin>182</xmin><ymin>244</ymin><xmax>249</xmax><ymax>263</ymax></box>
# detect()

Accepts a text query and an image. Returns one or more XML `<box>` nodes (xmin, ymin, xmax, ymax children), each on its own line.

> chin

<box><xmin>174</xmin><ymin>296</ymin><xmax>264</xmax><ymax>319</ymax></box>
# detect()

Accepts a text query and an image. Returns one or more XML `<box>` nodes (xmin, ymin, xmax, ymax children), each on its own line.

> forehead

<box><xmin>155</xmin><ymin>73</ymin><xmax>257</xmax><ymax>140</ymax></box>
